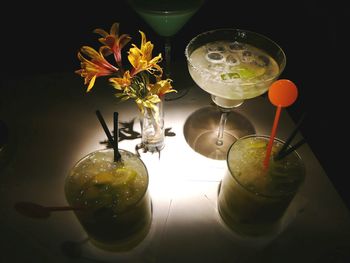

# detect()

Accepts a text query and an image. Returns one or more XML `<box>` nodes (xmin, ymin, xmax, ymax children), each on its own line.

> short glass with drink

<box><xmin>217</xmin><ymin>134</ymin><xmax>305</xmax><ymax>236</ymax></box>
<box><xmin>65</xmin><ymin>148</ymin><xmax>152</xmax><ymax>251</ymax></box>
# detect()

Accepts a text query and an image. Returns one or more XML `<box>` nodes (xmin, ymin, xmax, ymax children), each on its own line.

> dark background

<box><xmin>2</xmin><ymin>1</ymin><xmax>346</xmax><ymax>207</ymax></box>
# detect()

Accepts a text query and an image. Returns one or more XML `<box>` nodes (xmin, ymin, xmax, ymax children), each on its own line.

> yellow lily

<box><xmin>128</xmin><ymin>31</ymin><xmax>163</xmax><ymax>77</ymax></box>
<box><xmin>109</xmin><ymin>71</ymin><xmax>132</xmax><ymax>90</ymax></box>
<box><xmin>135</xmin><ymin>94</ymin><xmax>161</xmax><ymax>114</ymax></box>
<box><xmin>76</xmin><ymin>22</ymin><xmax>177</xmax><ymax>116</ymax></box>
<box><xmin>149</xmin><ymin>79</ymin><xmax>176</xmax><ymax>97</ymax></box>
<box><xmin>93</xmin><ymin>22</ymin><xmax>131</xmax><ymax>66</ymax></box>
<box><xmin>75</xmin><ymin>46</ymin><xmax>119</xmax><ymax>92</ymax></box>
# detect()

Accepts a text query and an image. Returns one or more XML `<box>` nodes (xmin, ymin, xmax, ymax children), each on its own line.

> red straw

<box><xmin>263</xmin><ymin>106</ymin><xmax>282</xmax><ymax>168</ymax></box>
<box><xmin>264</xmin><ymin>79</ymin><xmax>298</xmax><ymax>169</ymax></box>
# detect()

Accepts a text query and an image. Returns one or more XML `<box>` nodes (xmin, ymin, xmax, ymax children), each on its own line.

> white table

<box><xmin>1</xmin><ymin>62</ymin><xmax>350</xmax><ymax>262</ymax></box>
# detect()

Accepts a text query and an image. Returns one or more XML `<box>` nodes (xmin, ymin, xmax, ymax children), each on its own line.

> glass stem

<box><xmin>216</xmin><ymin>109</ymin><xmax>230</xmax><ymax>146</ymax></box>
<box><xmin>164</xmin><ymin>36</ymin><xmax>171</xmax><ymax>78</ymax></box>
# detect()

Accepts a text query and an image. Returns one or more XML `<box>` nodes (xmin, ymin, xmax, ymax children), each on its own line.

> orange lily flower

<box><xmin>135</xmin><ymin>95</ymin><xmax>161</xmax><ymax>114</ymax></box>
<box><xmin>76</xmin><ymin>22</ymin><xmax>177</xmax><ymax>116</ymax></box>
<box><xmin>93</xmin><ymin>22</ymin><xmax>131</xmax><ymax>67</ymax></box>
<box><xmin>149</xmin><ymin>79</ymin><xmax>176</xmax><ymax>97</ymax></box>
<box><xmin>109</xmin><ymin>71</ymin><xmax>132</xmax><ymax>90</ymax></box>
<box><xmin>75</xmin><ymin>46</ymin><xmax>119</xmax><ymax>92</ymax></box>
<box><xmin>128</xmin><ymin>31</ymin><xmax>163</xmax><ymax>77</ymax></box>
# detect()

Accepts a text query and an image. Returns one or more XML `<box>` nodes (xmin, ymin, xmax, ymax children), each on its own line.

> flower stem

<box><xmin>146</xmin><ymin>107</ymin><xmax>161</xmax><ymax>135</ymax></box>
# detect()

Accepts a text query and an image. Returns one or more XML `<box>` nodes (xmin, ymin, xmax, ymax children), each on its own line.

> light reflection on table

<box><xmin>1</xmin><ymin>62</ymin><xmax>350</xmax><ymax>262</ymax></box>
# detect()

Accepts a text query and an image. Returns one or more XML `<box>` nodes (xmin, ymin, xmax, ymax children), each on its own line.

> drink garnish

<box><xmin>264</xmin><ymin>79</ymin><xmax>298</xmax><ymax>169</ymax></box>
<box><xmin>113</xmin><ymin>167</ymin><xmax>138</xmax><ymax>186</ymax></box>
<box><xmin>221</xmin><ymin>72</ymin><xmax>240</xmax><ymax>80</ymax></box>
<box><xmin>221</xmin><ymin>65</ymin><xmax>266</xmax><ymax>81</ymax></box>
<box><xmin>250</xmin><ymin>140</ymin><xmax>267</xmax><ymax>149</ymax></box>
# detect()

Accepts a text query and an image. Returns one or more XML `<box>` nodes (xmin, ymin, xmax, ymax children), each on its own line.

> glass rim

<box><xmin>67</xmin><ymin>148</ymin><xmax>150</xmax><ymax>213</ymax></box>
<box><xmin>127</xmin><ymin>0</ymin><xmax>206</xmax><ymax>14</ymax></box>
<box><xmin>226</xmin><ymin>134</ymin><xmax>305</xmax><ymax>199</ymax></box>
<box><xmin>184</xmin><ymin>28</ymin><xmax>287</xmax><ymax>86</ymax></box>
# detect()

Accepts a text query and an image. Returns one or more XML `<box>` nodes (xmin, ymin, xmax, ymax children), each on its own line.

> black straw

<box><xmin>95</xmin><ymin>110</ymin><xmax>114</xmax><ymax>146</ymax></box>
<box><xmin>95</xmin><ymin>110</ymin><xmax>121</xmax><ymax>162</ymax></box>
<box><xmin>275</xmin><ymin>138</ymin><xmax>306</xmax><ymax>160</ymax></box>
<box><xmin>113</xmin><ymin>112</ymin><xmax>122</xmax><ymax>162</ymax></box>
<box><xmin>274</xmin><ymin>113</ymin><xmax>306</xmax><ymax>160</ymax></box>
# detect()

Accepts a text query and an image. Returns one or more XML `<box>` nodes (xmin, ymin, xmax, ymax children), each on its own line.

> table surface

<box><xmin>1</xmin><ymin>62</ymin><xmax>350</xmax><ymax>263</ymax></box>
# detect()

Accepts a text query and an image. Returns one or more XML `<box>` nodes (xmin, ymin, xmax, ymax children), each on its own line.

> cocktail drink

<box><xmin>217</xmin><ymin>135</ymin><xmax>305</xmax><ymax>236</ymax></box>
<box><xmin>127</xmin><ymin>0</ymin><xmax>205</xmax><ymax>77</ymax></box>
<box><xmin>185</xmin><ymin>29</ymin><xmax>286</xmax><ymax>159</ymax></box>
<box><xmin>188</xmin><ymin>40</ymin><xmax>279</xmax><ymax>106</ymax></box>
<box><xmin>127</xmin><ymin>0</ymin><xmax>204</xmax><ymax>37</ymax></box>
<box><xmin>65</xmin><ymin>148</ymin><xmax>152</xmax><ymax>251</ymax></box>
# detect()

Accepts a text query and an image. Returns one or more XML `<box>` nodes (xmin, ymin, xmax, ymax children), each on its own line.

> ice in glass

<box><xmin>188</xmin><ymin>40</ymin><xmax>280</xmax><ymax>107</ymax></box>
<box><xmin>185</xmin><ymin>29</ymin><xmax>286</xmax><ymax>160</ymax></box>
<box><xmin>217</xmin><ymin>135</ymin><xmax>305</xmax><ymax>236</ymax></box>
<box><xmin>65</xmin><ymin>148</ymin><xmax>152</xmax><ymax>251</ymax></box>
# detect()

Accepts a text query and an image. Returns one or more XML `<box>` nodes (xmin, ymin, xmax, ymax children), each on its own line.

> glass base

<box><xmin>217</xmin><ymin>182</ymin><xmax>283</xmax><ymax>238</ymax></box>
<box><xmin>191</xmin><ymin>130</ymin><xmax>236</xmax><ymax>160</ymax></box>
<box><xmin>183</xmin><ymin>106</ymin><xmax>256</xmax><ymax>160</ymax></box>
<box><xmin>88</xmin><ymin>201</ymin><xmax>153</xmax><ymax>252</ymax></box>
<box><xmin>142</xmin><ymin>138</ymin><xmax>165</xmax><ymax>153</ymax></box>
<box><xmin>89</xmin><ymin>221</ymin><xmax>150</xmax><ymax>252</ymax></box>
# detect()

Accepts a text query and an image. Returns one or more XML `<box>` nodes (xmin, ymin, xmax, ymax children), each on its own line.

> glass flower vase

<box><xmin>140</xmin><ymin>98</ymin><xmax>165</xmax><ymax>152</ymax></box>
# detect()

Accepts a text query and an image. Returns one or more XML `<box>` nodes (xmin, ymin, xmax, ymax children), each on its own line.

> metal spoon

<box><xmin>14</xmin><ymin>201</ymin><xmax>83</xmax><ymax>219</ymax></box>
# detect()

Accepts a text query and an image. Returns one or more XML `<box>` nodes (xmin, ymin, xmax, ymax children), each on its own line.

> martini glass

<box><xmin>185</xmin><ymin>28</ymin><xmax>286</xmax><ymax>160</ymax></box>
<box><xmin>126</xmin><ymin>0</ymin><xmax>205</xmax><ymax>78</ymax></box>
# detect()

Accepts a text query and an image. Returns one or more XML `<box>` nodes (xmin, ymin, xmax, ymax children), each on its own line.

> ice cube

<box><xmin>226</xmin><ymin>54</ymin><xmax>240</xmax><ymax>66</ymax></box>
<box><xmin>241</xmin><ymin>50</ymin><xmax>254</xmax><ymax>63</ymax></box>
<box><xmin>255</xmin><ymin>55</ymin><xmax>270</xmax><ymax>67</ymax></box>
<box><xmin>228</xmin><ymin>41</ymin><xmax>245</xmax><ymax>51</ymax></box>
<box><xmin>206</xmin><ymin>52</ymin><xmax>224</xmax><ymax>63</ymax></box>
<box><xmin>208</xmin><ymin>63</ymin><xmax>225</xmax><ymax>72</ymax></box>
<box><xmin>206</xmin><ymin>42</ymin><xmax>226</xmax><ymax>52</ymax></box>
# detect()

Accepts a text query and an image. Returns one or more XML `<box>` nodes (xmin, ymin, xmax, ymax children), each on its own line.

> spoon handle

<box><xmin>46</xmin><ymin>206</ymin><xmax>83</xmax><ymax>211</ymax></box>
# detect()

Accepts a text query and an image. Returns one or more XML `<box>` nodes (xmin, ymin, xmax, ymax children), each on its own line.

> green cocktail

<box><xmin>217</xmin><ymin>135</ymin><xmax>305</xmax><ymax>236</ymax></box>
<box><xmin>65</xmin><ymin>148</ymin><xmax>152</xmax><ymax>251</ymax></box>
<box><xmin>127</xmin><ymin>0</ymin><xmax>204</xmax><ymax>37</ymax></box>
<box><xmin>127</xmin><ymin>0</ymin><xmax>205</xmax><ymax>77</ymax></box>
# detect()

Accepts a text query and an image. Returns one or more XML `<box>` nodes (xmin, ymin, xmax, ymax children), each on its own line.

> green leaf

<box><xmin>114</xmin><ymin>93</ymin><xmax>130</xmax><ymax>102</ymax></box>
<box><xmin>221</xmin><ymin>72</ymin><xmax>240</xmax><ymax>80</ymax></box>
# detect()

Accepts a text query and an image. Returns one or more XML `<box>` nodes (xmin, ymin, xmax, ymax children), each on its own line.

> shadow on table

<box><xmin>183</xmin><ymin>105</ymin><xmax>256</xmax><ymax>160</ymax></box>
<box><xmin>99</xmin><ymin>118</ymin><xmax>176</xmax><ymax>157</ymax></box>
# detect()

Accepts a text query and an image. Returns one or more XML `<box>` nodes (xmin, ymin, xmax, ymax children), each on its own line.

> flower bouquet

<box><xmin>75</xmin><ymin>22</ymin><xmax>176</xmax><ymax>152</ymax></box>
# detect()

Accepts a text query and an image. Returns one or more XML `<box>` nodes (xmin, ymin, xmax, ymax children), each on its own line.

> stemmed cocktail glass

<box><xmin>126</xmin><ymin>0</ymin><xmax>205</xmax><ymax>78</ymax></box>
<box><xmin>185</xmin><ymin>29</ymin><xmax>286</xmax><ymax>160</ymax></box>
